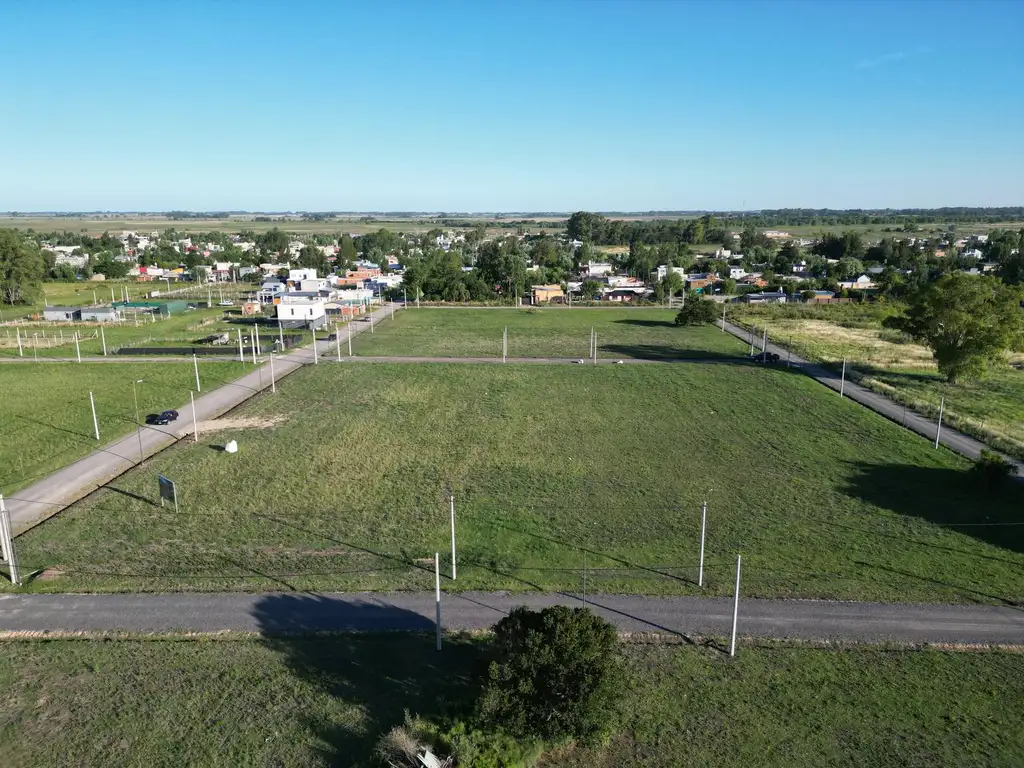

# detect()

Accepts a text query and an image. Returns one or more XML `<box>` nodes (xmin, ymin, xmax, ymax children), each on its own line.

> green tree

<box><xmin>337</xmin><ymin>234</ymin><xmax>357</xmax><ymax>269</ymax></box>
<box><xmin>298</xmin><ymin>245</ymin><xmax>329</xmax><ymax>275</ymax></box>
<box><xmin>674</xmin><ymin>295</ymin><xmax>718</xmax><ymax>325</ymax></box>
<box><xmin>580</xmin><ymin>279</ymin><xmax>603</xmax><ymax>300</ymax></box>
<box><xmin>256</xmin><ymin>227</ymin><xmax>290</xmax><ymax>258</ymax></box>
<box><xmin>478</xmin><ymin>606</ymin><xmax>621</xmax><ymax>745</ymax></box>
<box><xmin>0</xmin><ymin>229</ymin><xmax>45</xmax><ymax>304</ymax></box>
<box><xmin>886</xmin><ymin>274</ymin><xmax>1024</xmax><ymax>383</ymax></box>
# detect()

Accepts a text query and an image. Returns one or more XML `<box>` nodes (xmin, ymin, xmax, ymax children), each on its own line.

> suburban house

<box><xmin>531</xmin><ymin>284</ymin><xmax>565</xmax><ymax>304</ymax></box>
<box><xmin>80</xmin><ymin>306</ymin><xmax>121</xmax><ymax>323</ymax></box>
<box><xmin>583</xmin><ymin>262</ymin><xmax>614</xmax><ymax>277</ymax></box>
<box><xmin>740</xmin><ymin>291</ymin><xmax>788</xmax><ymax>304</ymax></box>
<box><xmin>276</xmin><ymin>298</ymin><xmax>327</xmax><ymax>327</ymax></box>
<box><xmin>602</xmin><ymin>287</ymin><xmax>646</xmax><ymax>302</ymax></box>
<box><xmin>837</xmin><ymin>275</ymin><xmax>877</xmax><ymax>290</ymax></box>
<box><xmin>43</xmin><ymin>306</ymin><xmax>83</xmax><ymax>322</ymax></box>
<box><xmin>654</xmin><ymin>265</ymin><xmax>688</xmax><ymax>282</ymax></box>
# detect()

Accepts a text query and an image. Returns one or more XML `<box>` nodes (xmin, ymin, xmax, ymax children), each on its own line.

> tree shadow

<box><xmin>612</xmin><ymin>319</ymin><xmax>676</xmax><ymax>328</ymax></box>
<box><xmin>843</xmin><ymin>461</ymin><xmax>1024</xmax><ymax>555</ymax></box>
<box><xmin>253</xmin><ymin>594</ymin><xmax>486</xmax><ymax>766</ymax></box>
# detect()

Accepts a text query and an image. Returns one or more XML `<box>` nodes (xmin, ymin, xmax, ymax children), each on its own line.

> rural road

<box><xmin>4</xmin><ymin>307</ymin><xmax>396</xmax><ymax>535</ymax></box>
<box><xmin>1</xmin><ymin>591</ymin><xmax>1021</xmax><ymax>644</ymax></box>
<box><xmin>719</xmin><ymin>319</ymin><xmax>1024</xmax><ymax>471</ymax></box>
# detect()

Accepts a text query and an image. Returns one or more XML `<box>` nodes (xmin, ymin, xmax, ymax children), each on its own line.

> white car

<box><xmin>217</xmin><ymin>300</ymin><xmax>234</xmax><ymax>307</ymax></box>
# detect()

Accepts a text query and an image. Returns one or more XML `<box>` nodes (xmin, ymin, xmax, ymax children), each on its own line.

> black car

<box><xmin>145</xmin><ymin>410</ymin><xmax>179</xmax><ymax>426</ymax></box>
<box><xmin>753</xmin><ymin>352</ymin><xmax>780</xmax><ymax>364</ymax></box>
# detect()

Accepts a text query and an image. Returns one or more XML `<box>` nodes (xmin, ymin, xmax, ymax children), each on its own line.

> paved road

<box><xmin>1</xmin><ymin>591</ymin><xmax>1021</xmax><ymax>643</ymax></box>
<box><xmin>5</xmin><ymin>306</ymin><xmax>397</xmax><ymax>535</ymax></box>
<box><xmin>336</xmin><ymin>355</ymin><xmax>735</xmax><ymax>365</ymax></box>
<box><xmin>720</xmin><ymin>319</ymin><xmax>1024</xmax><ymax>471</ymax></box>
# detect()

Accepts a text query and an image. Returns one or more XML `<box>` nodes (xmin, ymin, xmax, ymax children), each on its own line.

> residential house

<box><xmin>654</xmin><ymin>265</ymin><xmax>687</xmax><ymax>282</ymax></box>
<box><xmin>276</xmin><ymin>298</ymin><xmax>327</xmax><ymax>327</ymax></box>
<box><xmin>583</xmin><ymin>262</ymin><xmax>614</xmax><ymax>277</ymax></box>
<box><xmin>741</xmin><ymin>291</ymin><xmax>788</xmax><ymax>304</ymax></box>
<box><xmin>43</xmin><ymin>306</ymin><xmax>83</xmax><ymax>322</ymax></box>
<box><xmin>80</xmin><ymin>306</ymin><xmax>121</xmax><ymax>322</ymax></box>
<box><xmin>602</xmin><ymin>287</ymin><xmax>647</xmax><ymax>302</ymax></box>
<box><xmin>531</xmin><ymin>284</ymin><xmax>565</xmax><ymax>304</ymax></box>
<box><xmin>837</xmin><ymin>275</ymin><xmax>877</xmax><ymax>290</ymax></box>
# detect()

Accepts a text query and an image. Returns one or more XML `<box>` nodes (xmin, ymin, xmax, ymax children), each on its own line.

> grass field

<box><xmin>729</xmin><ymin>303</ymin><xmax>1024</xmax><ymax>458</ymax></box>
<box><xmin>0</xmin><ymin>361</ymin><xmax>248</xmax><ymax>497</ymax></box>
<box><xmin>0</xmin><ymin>281</ymin><xmax>160</xmax><ymax>322</ymax></box>
<box><xmin>2</xmin><ymin>634</ymin><xmax>1021</xmax><ymax>767</ymax></box>
<box><xmin>354</xmin><ymin>307</ymin><xmax>742</xmax><ymax>359</ymax></box>
<box><xmin>10</xmin><ymin>359</ymin><xmax>1024</xmax><ymax>603</ymax></box>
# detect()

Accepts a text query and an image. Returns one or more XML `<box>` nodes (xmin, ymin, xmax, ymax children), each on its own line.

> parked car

<box><xmin>145</xmin><ymin>410</ymin><xmax>180</xmax><ymax>425</ymax></box>
<box><xmin>754</xmin><ymin>352</ymin><xmax>780</xmax><ymax>363</ymax></box>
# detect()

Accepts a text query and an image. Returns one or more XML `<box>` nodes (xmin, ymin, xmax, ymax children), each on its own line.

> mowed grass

<box><xmin>356</xmin><ymin>307</ymin><xmax>742</xmax><ymax>359</ymax></box>
<box><xmin>12</xmin><ymin>360</ymin><xmax>1024</xmax><ymax>603</ymax></box>
<box><xmin>0</xmin><ymin>361</ymin><xmax>248</xmax><ymax>496</ymax></box>
<box><xmin>1</xmin><ymin>635</ymin><xmax>1022</xmax><ymax>768</ymax></box>
<box><xmin>729</xmin><ymin>304</ymin><xmax>1024</xmax><ymax>457</ymax></box>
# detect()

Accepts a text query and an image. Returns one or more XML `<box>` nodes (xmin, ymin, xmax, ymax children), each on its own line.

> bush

<box><xmin>478</xmin><ymin>606</ymin><xmax>622</xmax><ymax>745</ymax></box>
<box><xmin>674</xmin><ymin>297</ymin><xmax>718</xmax><ymax>326</ymax></box>
<box><xmin>972</xmin><ymin>449</ymin><xmax>1018</xmax><ymax>492</ymax></box>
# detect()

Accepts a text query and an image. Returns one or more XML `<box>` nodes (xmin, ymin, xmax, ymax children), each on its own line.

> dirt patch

<box><xmin>196</xmin><ymin>415</ymin><xmax>286</xmax><ymax>432</ymax></box>
<box><xmin>36</xmin><ymin>568</ymin><xmax>64</xmax><ymax>581</ymax></box>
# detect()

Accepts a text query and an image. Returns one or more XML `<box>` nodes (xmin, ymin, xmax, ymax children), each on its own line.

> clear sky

<box><xmin>2</xmin><ymin>0</ymin><xmax>1022</xmax><ymax>212</ymax></box>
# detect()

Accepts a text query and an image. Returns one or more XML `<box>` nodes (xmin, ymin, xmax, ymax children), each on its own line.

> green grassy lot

<box><xmin>355</xmin><ymin>307</ymin><xmax>742</xmax><ymax>359</ymax></box>
<box><xmin>1</xmin><ymin>281</ymin><xmax>156</xmax><ymax>321</ymax></box>
<box><xmin>11</xmin><ymin>361</ymin><xmax>1024</xmax><ymax>603</ymax></box>
<box><xmin>1</xmin><ymin>635</ymin><xmax>1021</xmax><ymax>767</ymax></box>
<box><xmin>729</xmin><ymin>303</ymin><xmax>1024</xmax><ymax>458</ymax></box>
<box><xmin>0</xmin><ymin>361</ymin><xmax>248</xmax><ymax>497</ymax></box>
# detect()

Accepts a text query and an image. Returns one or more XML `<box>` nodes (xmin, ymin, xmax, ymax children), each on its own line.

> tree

<box><xmin>256</xmin><ymin>227</ymin><xmax>290</xmax><ymax>258</ymax></box>
<box><xmin>834</xmin><ymin>257</ymin><xmax>865</xmax><ymax>281</ymax></box>
<box><xmin>50</xmin><ymin>262</ymin><xmax>78</xmax><ymax>281</ymax></box>
<box><xmin>0</xmin><ymin>229</ymin><xmax>45</xmax><ymax>304</ymax></box>
<box><xmin>580</xmin><ymin>279</ymin><xmax>603</xmax><ymax>300</ymax></box>
<box><xmin>886</xmin><ymin>274</ymin><xmax>1024</xmax><ymax>383</ymax></box>
<box><xmin>337</xmin><ymin>234</ymin><xmax>357</xmax><ymax>269</ymax></box>
<box><xmin>298</xmin><ymin>245</ymin><xmax>329</xmax><ymax>275</ymax></box>
<box><xmin>674</xmin><ymin>295</ymin><xmax>718</xmax><ymax>325</ymax></box>
<box><xmin>478</xmin><ymin>606</ymin><xmax>621</xmax><ymax>745</ymax></box>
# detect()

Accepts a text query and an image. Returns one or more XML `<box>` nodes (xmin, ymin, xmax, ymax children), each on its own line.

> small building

<box><xmin>43</xmin><ymin>306</ymin><xmax>83</xmax><ymax>322</ymax></box>
<box><xmin>276</xmin><ymin>298</ymin><xmax>327</xmax><ymax>325</ymax></box>
<box><xmin>80</xmin><ymin>306</ymin><xmax>121</xmax><ymax>323</ymax></box>
<box><xmin>741</xmin><ymin>291</ymin><xmax>788</xmax><ymax>304</ymax></box>
<box><xmin>241</xmin><ymin>302</ymin><xmax>262</xmax><ymax>317</ymax></box>
<box><xmin>531</xmin><ymin>284</ymin><xmax>565</xmax><ymax>304</ymax></box>
<box><xmin>113</xmin><ymin>300</ymin><xmax>189</xmax><ymax>316</ymax></box>
<box><xmin>583</xmin><ymin>262</ymin><xmax>614</xmax><ymax>277</ymax></box>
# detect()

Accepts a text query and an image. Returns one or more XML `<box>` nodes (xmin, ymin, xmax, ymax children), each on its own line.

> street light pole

<box><xmin>132</xmin><ymin>379</ymin><xmax>145</xmax><ymax>463</ymax></box>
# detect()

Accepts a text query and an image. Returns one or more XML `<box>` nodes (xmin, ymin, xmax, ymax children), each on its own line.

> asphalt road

<box><xmin>4</xmin><ymin>306</ymin><xmax>396</xmax><ymax>535</ymax></box>
<box><xmin>720</xmin><ymin>319</ymin><xmax>1024</xmax><ymax>471</ymax></box>
<box><xmin>1</xmin><ymin>591</ymin><xmax>1021</xmax><ymax>644</ymax></box>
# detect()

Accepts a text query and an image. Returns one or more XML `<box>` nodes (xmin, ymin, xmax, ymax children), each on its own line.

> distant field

<box><xmin>0</xmin><ymin>215</ymin><xmax>563</xmax><ymax>237</ymax></box>
<box><xmin>12</xmin><ymin>360</ymin><xmax>1024</xmax><ymax>603</ymax></box>
<box><xmin>2</xmin><ymin>635</ymin><xmax>1021</xmax><ymax>767</ymax></box>
<box><xmin>730</xmin><ymin>303</ymin><xmax>1024</xmax><ymax>458</ymax></box>
<box><xmin>354</xmin><ymin>307</ymin><xmax>743</xmax><ymax>359</ymax></box>
<box><xmin>0</xmin><ymin>361</ymin><xmax>248</xmax><ymax>497</ymax></box>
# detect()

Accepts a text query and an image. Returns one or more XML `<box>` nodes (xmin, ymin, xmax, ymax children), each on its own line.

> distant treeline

<box><xmin>718</xmin><ymin>208</ymin><xmax>1024</xmax><ymax>227</ymax></box>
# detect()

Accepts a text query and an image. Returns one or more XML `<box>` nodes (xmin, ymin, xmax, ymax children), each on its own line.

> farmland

<box><xmin>0</xmin><ymin>361</ymin><xmax>247</xmax><ymax>497</ymax></box>
<box><xmin>1</xmin><ymin>634</ymin><xmax>1020</xmax><ymax>768</ymax></box>
<box><xmin>10</xmin><ymin>358</ymin><xmax>1024</xmax><ymax>603</ymax></box>
<box><xmin>729</xmin><ymin>302</ymin><xmax>1024</xmax><ymax>458</ymax></box>
<box><xmin>353</xmin><ymin>307</ymin><xmax>742</xmax><ymax>359</ymax></box>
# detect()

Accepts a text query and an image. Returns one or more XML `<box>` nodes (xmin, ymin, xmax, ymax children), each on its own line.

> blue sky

<box><xmin>1</xmin><ymin>0</ymin><xmax>1022</xmax><ymax>211</ymax></box>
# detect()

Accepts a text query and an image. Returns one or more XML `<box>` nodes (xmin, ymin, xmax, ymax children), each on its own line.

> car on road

<box><xmin>218</xmin><ymin>300</ymin><xmax>234</xmax><ymax>307</ymax></box>
<box><xmin>754</xmin><ymin>352</ymin><xmax>781</xmax><ymax>363</ymax></box>
<box><xmin>145</xmin><ymin>410</ymin><xmax>180</xmax><ymax>425</ymax></box>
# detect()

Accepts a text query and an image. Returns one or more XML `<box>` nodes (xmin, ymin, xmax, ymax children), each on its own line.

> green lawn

<box><xmin>2</xmin><ymin>635</ymin><xmax>1021</xmax><ymax>767</ymax></box>
<box><xmin>0</xmin><ymin>361</ymin><xmax>248</xmax><ymax>497</ymax></box>
<box><xmin>356</xmin><ymin>307</ymin><xmax>742</xmax><ymax>359</ymax></box>
<box><xmin>11</xmin><ymin>360</ymin><xmax>1024</xmax><ymax>603</ymax></box>
<box><xmin>728</xmin><ymin>303</ymin><xmax>1024</xmax><ymax>458</ymax></box>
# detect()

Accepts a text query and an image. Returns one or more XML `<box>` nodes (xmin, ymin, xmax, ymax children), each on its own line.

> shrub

<box><xmin>478</xmin><ymin>606</ymin><xmax>622</xmax><ymax>745</ymax></box>
<box><xmin>972</xmin><ymin>449</ymin><xmax>1018</xmax><ymax>492</ymax></box>
<box><xmin>674</xmin><ymin>297</ymin><xmax>718</xmax><ymax>326</ymax></box>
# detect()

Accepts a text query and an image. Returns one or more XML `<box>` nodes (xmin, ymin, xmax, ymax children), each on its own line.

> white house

<box><xmin>276</xmin><ymin>298</ymin><xmax>327</xmax><ymax>325</ymax></box>
<box><xmin>288</xmin><ymin>268</ymin><xmax>318</xmax><ymax>282</ymax></box>
<box><xmin>584</xmin><ymin>262</ymin><xmax>614</xmax><ymax>277</ymax></box>
<box><xmin>654</xmin><ymin>265</ymin><xmax>688</xmax><ymax>282</ymax></box>
<box><xmin>729</xmin><ymin>267</ymin><xmax>748</xmax><ymax>279</ymax></box>
<box><xmin>838</xmin><ymin>275</ymin><xmax>877</xmax><ymax>290</ymax></box>
<box><xmin>80</xmin><ymin>306</ymin><xmax>121</xmax><ymax>323</ymax></box>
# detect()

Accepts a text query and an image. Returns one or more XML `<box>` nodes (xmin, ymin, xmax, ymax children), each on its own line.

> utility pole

<box><xmin>237</xmin><ymin>328</ymin><xmax>244</xmax><ymax>362</ymax></box>
<box><xmin>840</xmin><ymin>358</ymin><xmax>847</xmax><ymax>398</ymax></box>
<box><xmin>730</xmin><ymin>554</ymin><xmax>741</xmax><ymax>657</ymax></box>
<box><xmin>721</xmin><ymin>303</ymin><xmax>726</xmax><ymax>331</ymax></box>
<box><xmin>698</xmin><ymin>501</ymin><xmax>707</xmax><ymax>588</ymax></box>
<box><xmin>191</xmin><ymin>391</ymin><xmax>199</xmax><ymax>443</ymax></box>
<box><xmin>132</xmin><ymin>379</ymin><xmax>145</xmax><ymax>463</ymax></box>
<box><xmin>749</xmin><ymin>325</ymin><xmax>755</xmax><ymax>356</ymax></box>
<box><xmin>16</xmin><ymin>328</ymin><xmax>22</xmax><ymax>357</ymax></box>
<box><xmin>502</xmin><ymin>327</ymin><xmax>507</xmax><ymax>363</ymax></box>
<box><xmin>278</xmin><ymin>320</ymin><xmax>284</xmax><ymax>349</ymax></box>
<box><xmin>100</xmin><ymin>325</ymin><xmax>107</xmax><ymax>356</ymax></box>
<box><xmin>250</xmin><ymin>327</ymin><xmax>258</xmax><ymax>365</ymax></box>
<box><xmin>336</xmin><ymin>329</ymin><xmax>342</xmax><ymax>361</ymax></box>
<box><xmin>269</xmin><ymin>352</ymin><xmax>276</xmax><ymax>393</ymax></box>
<box><xmin>935</xmin><ymin>397</ymin><xmax>945</xmax><ymax>449</ymax></box>
<box><xmin>193</xmin><ymin>354</ymin><xmax>201</xmax><ymax>392</ymax></box>
<box><xmin>89</xmin><ymin>391</ymin><xmax>100</xmax><ymax>441</ymax></box>
<box><xmin>348</xmin><ymin>327</ymin><xmax>353</xmax><ymax>357</ymax></box>
<box><xmin>434</xmin><ymin>552</ymin><xmax>442</xmax><ymax>651</ymax></box>
<box><xmin>761</xmin><ymin>326</ymin><xmax>767</xmax><ymax>353</ymax></box>
<box><xmin>0</xmin><ymin>496</ymin><xmax>21</xmax><ymax>586</ymax></box>
<box><xmin>312</xmin><ymin>330</ymin><xmax>318</xmax><ymax>364</ymax></box>
<box><xmin>74</xmin><ymin>332</ymin><xmax>81</xmax><ymax>363</ymax></box>
<box><xmin>450</xmin><ymin>495</ymin><xmax>457</xmax><ymax>580</ymax></box>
